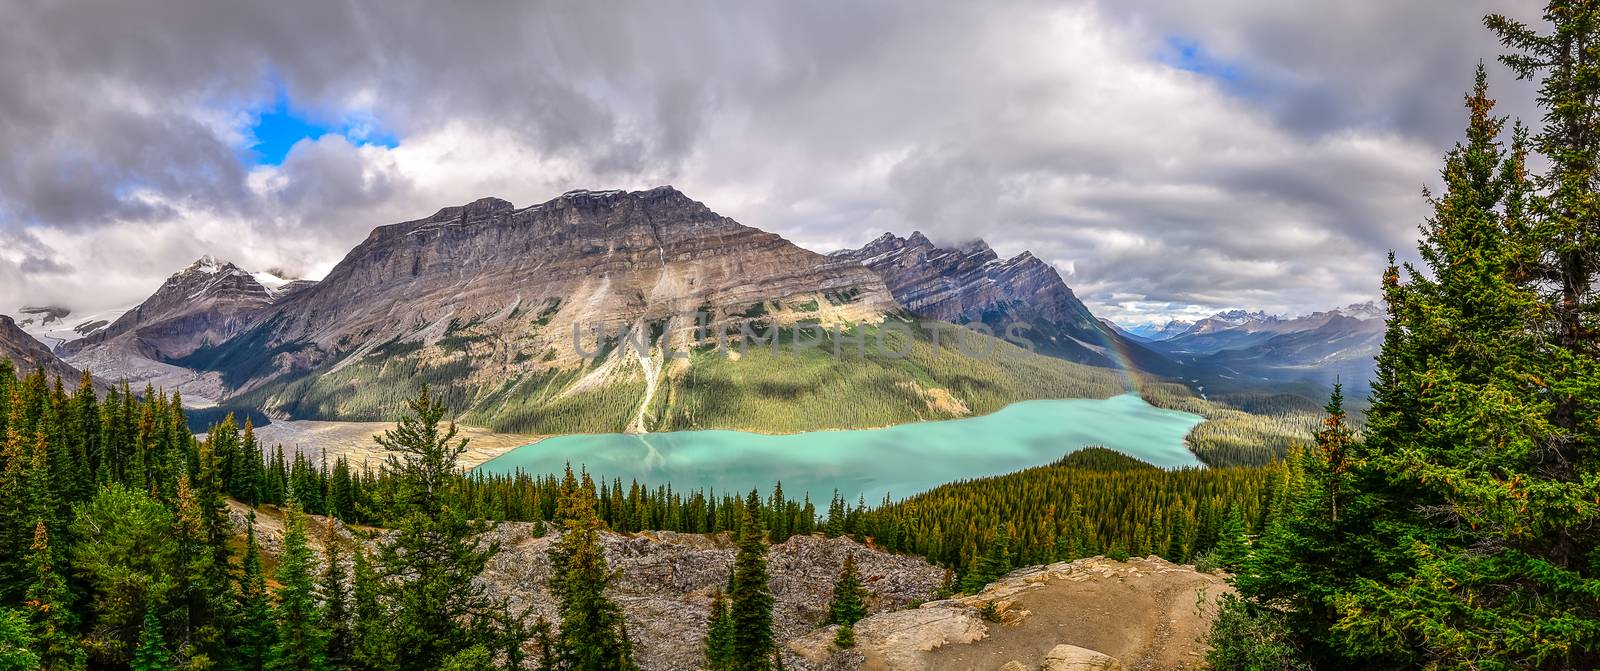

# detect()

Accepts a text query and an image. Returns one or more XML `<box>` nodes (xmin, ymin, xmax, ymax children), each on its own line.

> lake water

<box><xmin>473</xmin><ymin>393</ymin><xmax>1205</xmax><ymax>503</ymax></box>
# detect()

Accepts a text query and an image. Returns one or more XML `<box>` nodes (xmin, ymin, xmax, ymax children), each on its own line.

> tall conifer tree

<box><xmin>729</xmin><ymin>490</ymin><xmax>774</xmax><ymax>671</ymax></box>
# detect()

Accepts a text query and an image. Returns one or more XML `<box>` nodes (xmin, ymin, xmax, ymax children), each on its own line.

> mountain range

<box><xmin>4</xmin><ymin>186</ymin><xmax>1383</xmax><ymax>430</ymax></box>
<box><xmin>1137</xmin><ymin>302</ymin><xmax>1385</xmax><ymax>398</ymax></box>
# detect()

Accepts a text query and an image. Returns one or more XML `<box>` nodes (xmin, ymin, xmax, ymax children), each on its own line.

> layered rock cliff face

<box><xmin>175</xmin><ymin>187</ymin><xmax>920</xmax><ymax>429</ymax></box>
<box><xmin>832</xmin><ymin>233</ymin><xmax>1178</xmax><ymax>376</ymax></box>
<box><xmin>0</xmin><ymin>314</ymin><xmax>85</xmax><ymax>382</ymax></box>
<box><xmin>256</xmin><ymin>187</ymin><xmax>894</xmax><ymax>370</ymax></box>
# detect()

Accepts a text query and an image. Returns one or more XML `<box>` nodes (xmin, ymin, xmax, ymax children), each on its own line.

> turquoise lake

<box><xmin>473</xmin><ymin>393</ymin><xmax>1205</xmax><ymax>503</ymax></box>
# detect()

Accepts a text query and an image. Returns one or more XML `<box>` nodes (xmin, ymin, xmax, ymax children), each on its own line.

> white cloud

<box><xmin>0</xmin><ymin>0</ymin><xmax>1535</xmax><ymax>325</ymax></box>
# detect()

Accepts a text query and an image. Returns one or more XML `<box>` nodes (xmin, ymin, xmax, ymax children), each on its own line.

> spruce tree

<box><xmin>826</xmin><ymin>553</ymin><xmax>867</xmax><ymax>626</ymax></box>
<box><xmin>729</xmin><ymin>490</ymin><xmax>774</xmax><ymax>671</ymax></box>
<box><xmin>350</xmin><ymin>548</ymin><xmax>392</xmax><ymax>670</ymax></box>
<box><xmin>1234</xmin><ymin>387</ymin><xmax>1361</xmax><ymax>660</ymax></box>
<box><xmin>702</xmin><ymin>590</ymin><xmax>734</xmax><ymax>671</ymax></box>
<box><xmin>547</xmin><ymin>466</ymin><xmax>634</xmax><ymax>671</ymax></box>
<box><xmin>69</xmin><ymin>483</ymin><xmax>179</xmax><ymax>667</ymax></box>
<box><xmin>24</xmin><ymin>521</ymin><xmax>83</xmax><ymax>670</ymax></box>
<box><xmin>130</xmin><ymin>606</ymin><xmax>173</xmax><ymax>671</ymax></box>
<box><xmin>0</xmin><ymin>608</ymin><xmax>40</xmax><ymax>671</ymax></box>
<box><xmin>1232</xmin><ymin>11</ymin><xmax>1600</xmax><ymax>663</ymax></box>
<box><xmin>830</xmin><ymin>624</ymin><xmax>854</xmax><ymax>650</ymax></box>
<box><xmin>236</xmin><ymin>514</ymin><xmax>275</xmax><ymax>671</ymax></box>
<box><xmin>960</xmin><ymin>527</ymin><xmax>1012</xmax><ymax>592</ymax></box>
<box><xmin>319</xmin><ymin>519</ymin><xmax>353</xmax><ymax>669</ymax></box>
<box><xmin>823</xmin><ymin>491</ymin><xmax>844</xmax><ymax>538</ymax></box>
<box><xmin>370</xmin><ymin>386</ymin><xmax>519</xmax><ymax>670</ymax></box>
<box><xmin>1210</xmin><ymin>506</ymin><xmax>1249</xmax><ymax>572</ymax></box>
<box><xmin>172</xmin><ymin>472</ymin><xmax>230</xmax><ymax>666</ymax></box>
<box><xmin>267</xmin><ymin>510</ymin><xmax>330</xmax><ymax>671</ymax></box>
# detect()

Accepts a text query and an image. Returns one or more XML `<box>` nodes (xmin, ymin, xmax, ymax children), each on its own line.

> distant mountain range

<box><xmin>1136</xmin><ymin>302</ymin><xmax>1385</xmax><ymax>398</ymax></box>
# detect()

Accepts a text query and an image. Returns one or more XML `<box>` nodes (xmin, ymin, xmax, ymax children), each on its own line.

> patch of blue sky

<box><xmin>1159</xmin><ymin>36</ymin><xmax>1259</xmax><ymax>97</ymax></box>
<box><xmin>244</xmin><ymin>95</ymin><xmax>398</xmax><ymax>165</ymax></box>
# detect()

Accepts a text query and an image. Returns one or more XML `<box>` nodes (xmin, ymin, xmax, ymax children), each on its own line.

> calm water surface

<box><xmin>474</xmin><ymin>393</ymin><xmax>1204</xmax><ymax>502</ymax></box>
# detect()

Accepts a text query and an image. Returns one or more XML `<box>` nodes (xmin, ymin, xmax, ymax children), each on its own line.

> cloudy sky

<box><xmin>0</xmin><ymin>0</ymin><xmax>1543</xmax><ymax>325</ymax></box>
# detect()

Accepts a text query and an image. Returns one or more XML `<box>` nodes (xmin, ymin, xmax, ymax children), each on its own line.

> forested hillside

<box><xmin>0</xmin><ymin>358</ymin><xmax>1285</xmax><ymax>670</ymax></box>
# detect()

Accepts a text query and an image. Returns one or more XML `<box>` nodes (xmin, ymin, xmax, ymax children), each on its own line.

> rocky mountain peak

<box><xmin>1332</xmin><ymin>300</ymin><xmax>1383</xmax><ymax>321</ymax></box>
<box><xmin>834</xmin><ymin>232</ymin><xmax>1178</xmax><ymax>374</ymax></box>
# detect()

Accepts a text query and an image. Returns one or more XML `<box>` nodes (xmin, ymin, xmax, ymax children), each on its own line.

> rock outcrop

<box><xmin>228</xmin><ymin>500</ymin><xmax>1227</xmax><ymax>671</ymax></box>
<box><xmin>791</xmin><ymin>555</ymin><xmax>1228</xmax><ymax>671</ymax></box>
<box><xmin>227</xmin><ymin>501</ymin><xmax>945</xmax><ymax>671</ymax></box>
<box><xmin>832</xmin><ymin>233</ymin><xmax>1178</xmax><ymax>376</ymax></box>
<box><xmin>478</xmin><ymin>526</ymin><xmax>944</xmax><ymax>671</ymax></box>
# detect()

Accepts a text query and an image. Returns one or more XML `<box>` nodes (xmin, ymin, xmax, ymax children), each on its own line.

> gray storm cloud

<box><xmin>0</xmin><ymin>0</ymin><xmax>1543</xmax><ymax>324</ymax></box>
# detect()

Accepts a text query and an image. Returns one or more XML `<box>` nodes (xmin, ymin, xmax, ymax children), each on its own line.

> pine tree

<box><xmin>24</xmin><ymin>521</ymin><xmax>83</xmax><ymax>670</ymax></box>
<box><xmin>1210</xmin><ymin>505</ymin><xmax>1249</xmax><ymax>571</ymax></box>
<box><xmin>319</xmin><ymin>519</ymin><xmax>353</xmax><ymax>669</ymax></box>
<box><xmin>236</xmin><ymin>514</ymin><xmax>276</xmax><ymax>671</ymax></box>
<box><xmin>0</xmin><ymin>608</ymin><xmax>40</xmax><ymax>671</ymax></box>
<box><xmin>729</xmin><ymin>490</ymin><xmax>774</xmax><ymax>671</ymax></box>
<box><xmin>702</xmin><ymin>590</ymin><xmax>734</xmax><ymax>671</ymax></box>
<box><xmin>960</xmin><ymin>527</ymin><xmax>1012</xmax><ymax>592</ymax></box>
<box><xmin>826</xmin><ymin>553</ymin><xmax>867</xmax><ymax>626</ymax></box>
<box><xmin>370</xmin><ymin>386</ymin><xmax>520</xmax><ymax>670</ymax></box>
<box><xmin>268</xmin><ymin>510</ymin><xmax>330</xmax><ymax>671</ymax></box>
<box><xmin>531</xmin><ymin>617</ymin><xmax>556</xmax><ymax>671</ymax></box>
<box><xmin>130</xmin><ymin>606</ymin><xmax>173</xmax><ymax>671</ymax></box>
<box><xmin>548</xmin><ymin>465</ymin><xmax>634</xmax><ymax>671</ymax></box>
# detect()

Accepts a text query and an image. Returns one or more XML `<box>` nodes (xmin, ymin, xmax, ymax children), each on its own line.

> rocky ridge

<box><xmin>227</xmin><ymin>500</ymin><xmax>1224</xmax><ymax>671</ymax></box>
<box><xmin>0</xmin><ymin>314</ymin><xmax>85</xmax><ymax>383</ymax></box>
<box><xmin>832</xmin><ymin>232</ymin><xmax>1177</xmax><ymax>375</ymax></box>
